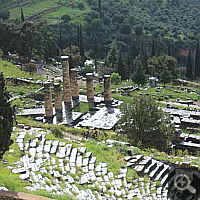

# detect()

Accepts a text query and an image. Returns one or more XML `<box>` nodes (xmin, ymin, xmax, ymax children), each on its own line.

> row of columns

<box><xmin>44</xmin><ymin>56</ymin><xmax>111</xmax><ymax>120</ymax></box>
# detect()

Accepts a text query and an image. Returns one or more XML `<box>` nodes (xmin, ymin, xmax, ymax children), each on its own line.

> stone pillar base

<box><xmin>105</xmin><ymin>100</ymin><xmax>112</xmax><ymax>106</ymax></box>
<box><xmin>64</xmin><ymin>102</ymin><xmax>71</xmax><ymax>111</ymax></box>
<box><xmin>55</xmin><ymin>109</ymin><xmax>63</xmax><ymax>118</ymax></box>
<box><xmin>88</xmin><ymin>98</ymin><xmax>94</xmax><ymax>102</ymax></box>
<box><xmin>44</xmin><ymin>115</ymin><xmax>53</xmax><ymax>123</ymax></box>
<box><xmin>72</xmin><ymin>96</ymin><xmax>79</xmax><ymax>105</ymax></box>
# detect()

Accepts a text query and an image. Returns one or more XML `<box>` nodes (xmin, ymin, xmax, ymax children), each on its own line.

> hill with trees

<box><xmin>0</xmin><ymin>0</ymin><xmax>200</xmax><ymax>80</ymax></box>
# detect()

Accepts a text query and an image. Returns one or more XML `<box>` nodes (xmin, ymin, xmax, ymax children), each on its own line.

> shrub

<box><xmin>113</xmin><ymin>142</ymin><xmax>127</xmax><ymax>155</ymax></box>
<box><xmin>131</xmin><ymin>147</ymin><xmax>143</xmax><ymax>155</ymax></box>
<box><xmin>111</xmin><ymin>73</ymin><xmax>121</xmax><ymax>85</ymax></box>
<box><xmin>50</xmin><ymin>126</ymin><xmax>63</xmax><ymax>138</ymax></box>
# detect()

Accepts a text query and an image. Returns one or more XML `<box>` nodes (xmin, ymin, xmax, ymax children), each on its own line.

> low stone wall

<box><xmin>0</xmin><ymin>191</ymin><xmax>54</xmax><ymax>200</ymax></box>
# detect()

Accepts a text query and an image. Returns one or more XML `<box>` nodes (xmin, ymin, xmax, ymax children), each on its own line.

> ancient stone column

<box><xmin>71</xmin><ymin>68</ymin><xmax>79</xmax><ymax>104</ymax></box>
<box><xmin>104</xmin><ymin>74</ymin><xmax>111</xmax><ymax>104</ymax></box>
<box><xmin>54</xmin><ymin>82</ymin><xmax>62</xmax><ymax>119</ymax></box>
<box><xmin>44</xmin><ymin>81</ymin><xmax>53</xmax><ymax>121</ymax></box>
<box><xmin>86</xmin><ymin>73</ymin><xmax>94</xmax><ymax>102</ymax></box>
<box><xmin>61</xmin><ymin>56</ymin><xmax>71</xmax><ymax>108</ymax></box>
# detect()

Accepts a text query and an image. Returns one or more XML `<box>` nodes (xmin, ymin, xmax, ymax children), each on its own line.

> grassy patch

<box><xmin>0</xmin><ymin>60</ymin><xmax>41</xmax><ymax>80</ymax></box>
<box><xmin>72</xmin><ymin>102</ymin><xmax>91</xmax><ymax>114</ymax></box>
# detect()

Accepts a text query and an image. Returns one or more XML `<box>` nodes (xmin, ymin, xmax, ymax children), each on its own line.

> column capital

<box><xmin>61</xmin><ymin>55</ymin><xmax>69</xmax><ymax>61</ymax></box>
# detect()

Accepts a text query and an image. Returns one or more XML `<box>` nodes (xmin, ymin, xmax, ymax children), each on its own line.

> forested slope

<box><xmin>0</xmin><ymin>0</ymin><xmax>199</xmax><ymax>70</ymax></box>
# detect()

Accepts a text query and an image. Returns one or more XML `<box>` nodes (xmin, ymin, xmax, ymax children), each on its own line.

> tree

<box><xmin>116</xmin><ymin>47</ymin><xmax>127</xmax><ymax>80</ymax></box>
<box><xmin>167</xmin><ymin>41</ymin><xmax>171</xmax><ymax>56</ymax></box>
<box><xmin>151</xmin><ymin>36</ymin><xmax>156</xmax><ymax>58</ymax></box>
<box><xmin>0</xmin><ymin>11</ymin><xmax>10</xmax><ymax>20</ymax></box>
<box><xmin>0</xmin><ymin>72</ymin><xmax>15</xmax><ymax>160</ymax></box>
<box><xmin>45</xmin><ymin>41</ymin><xmax>49</xmax><ymax>64</ymax></box>
<box><xmin>194</xmin><ymin>38</ymin><xmax>200</xmax><ymax>79</ymax></box>
<box><xmin>59</xmin><ymin>27</ymin><xmax>63</xmax><ymax>55</ymax></box>
<box><xmin>147</xmin><ymin>54</ymin><xmax>177</xmax><ymax>80</ymax></box>
<box><xmin>21</xmin><ymin>7</ymin><xmax>24</xmax><ymax>22</ymax></box>
<box><xmin>99</xmin><ymin>0</ymin><xmax>102</xmax><ymax>19</ymax></box>
<box><xmin>160</xmin><ymin>65</ymin><xmax>171</xmax><ymax>86</ymax></box>
<box><xmin>61</xmin><ymin>14</ymin><xmax>71</xmax><ymax>22</ymax></box>
<box><xmin>77</xmin><ymin>23</ymin><xmax>80</xmax><ymax>47</ymax></box>
<box><xmin>117</xmin><ymin>96</ymin><xmax>174</xmax><ymax>151</ymax></box>
<box><xmin>24</xmin><ymin>63</ymin><xmax>37</xmax><ymax>75</ymax></box>
<box><xmin>111</xmin><ymin>73</ymin><xmax>121</xmax><ymax>85</ymax></box>
<box><xmin>91</xmin><ymin>35</ymin><xmax>99</xmax><ymax>72</ymax></box>
<box><xmin>186</xmin><ymin>49</ymin><xmax>193</xmax><ymax>80</ymax></box>
<box><xmin>131</xmin><ymin>60</ymin><xmax>146</xmax><ymax>86</ymax></box>
<box><xmin>79</xmin><ymin>24</ymin><xmax>85</xmax><ymax>59</ymax></box>
<box><xmin>68</xmin><ymin>35</ymin><xmax>71</xmax><ymax>52</ymax></box>
<box><xmin>107</xmin><ymin>40</ymin><xmax>118</xmax><ymax>69</ymax></box>
<box><xmin>120</xmin><ymin>24</ymin><xmax>131</xmax><ymax>34</ymax></box>
<box><xmin>135</xmin><ymin>25</ymin><xmax>143</xmax><ymax>36</ymax></box>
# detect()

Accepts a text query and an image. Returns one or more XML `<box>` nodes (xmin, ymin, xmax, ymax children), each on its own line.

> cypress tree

<box><xmin>107</xmin><ymin>40</ymin><xmax>118</xmax><ymax>69</ymax></box>
<box><xmin>126</xmin><ymin>47</ymin><xmax>133</xmax><ymax>79</ymax></box>
<box><xmin>132</xmin><ymin>60</ymin><xmax>146</xmax><ymax>86</ymax></box>
<box><xmin>157</xmin><ymin>37</ymin><xmax>161</xmax><ymax>56</ymax></box>
<box><xmin>77</xmin><ymin>23</ymin><xmax>80</xmax><ymax>47</ymax></box>
<box><xmin>79</xmin><ymin>24</ymin><xmax>84</xmax><ymax>57</ymax></box>
<box><xmin>194</xmin><ymin>38</ymin><xmax>200</xmax><ymax>79</ymax></box>
<box><xmin>45</xmin><ymin>42</ymin><xmax>49</xmax><ymax>64</ymax></box>
<box><xmin>186</xmin><ymin>49</ymin><xmax>193</xmax><ymax>80</ymax></box>
<box><xmin>160</xmin><ymin>65</ymin><xmax>171</xmax><ymax>87</ymax></box>
<box><xmin>91</xmin><ymin>35</ymin><xmax>99</xmax><ymax>72</ymax></box>
<box><xmin>0</xmin><ymin>72</ymin><xmax>15</xmax><ymax>160</ymax></box>
<box><xmin>117</xmin><ymin>48</ymin><xmax>126</xmax><ymax>80</ymax></box>
<box><xmin>59</xmin><ymin>28</ymin><xmax>63</xmax><ymax>55</ymax></box>
<box><xmin>21</xmin><ymin>7</ymin><xmax>24</xmax><ymax>22</ymax></box>
<box><xmin>151</xmin><ymin>36</ymin><xmax>156</xmax><ymax>58</ymax></box>
<box><xmin>167</xmin><ymin>41</ymin><xmax>171</xmax><ymax>56</ymax></box>
<box><xmin>69</xmin><ymin>55</ymin><xmax>74</xmax><ymax>75</ymax></box>
<box><xmin>69</xmin><ymin>35</ymin><xmax>71</xmax><ymax>52</ymax></box>
<box><xmin>99</xmin><ymin>0</ymin><xmax>102</xmax><ymax>19</ymax></box>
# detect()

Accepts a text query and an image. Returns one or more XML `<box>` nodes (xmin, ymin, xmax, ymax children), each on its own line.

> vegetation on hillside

<box><xmin>0</xmin><ymin>0</ymin><xmax>199</xmax><ymax>75</ymax></box>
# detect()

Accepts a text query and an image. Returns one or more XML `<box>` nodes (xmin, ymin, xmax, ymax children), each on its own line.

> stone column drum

<box><xmin>54</xmin><ymin>82</ymin><xmax>62</xmax><ymax>118</ymax></box>
<box><xmin>104</xmin><ymin>75</ymin><xmax>112</xmax><ymax>104</ymax></box>
<box><xmin>86</xmin><ymin>73</ymin><xmax>94</xmax><ymax>102</ymax></box>
<box><xmin>71</xmin><ymin>69</ymin><xmax>79</xmax><ymax>104</ymax></box>
<box><xmin>44</xmin><ymin>81</ymin><xmax>53</xmax><ymax>120</ymax></box>
<box><xmin>61</xmin><ymin>56</ymin><xmax>71</xmax><ymax>107</ymax></box>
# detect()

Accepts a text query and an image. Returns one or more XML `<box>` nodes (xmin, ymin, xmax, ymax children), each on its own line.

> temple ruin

<box><xmin>44</xmin><ymin>81</ymin><xmax>53</xmax><ymax>122</ymax></box>
<box><xmin>86</xmin><ymin>73</ymin><xmax>94</xmax><ymax>102</ymax></box>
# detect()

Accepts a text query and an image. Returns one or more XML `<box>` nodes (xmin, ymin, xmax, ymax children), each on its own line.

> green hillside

<box><xmin>0</xmin><ymin>0</ymin><xmax>200</xmax><ymax>79</ymax></box>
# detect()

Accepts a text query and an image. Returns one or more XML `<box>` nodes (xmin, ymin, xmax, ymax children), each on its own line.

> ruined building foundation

<box><xmin>44</xmin><ymin>81</ymin><xmax>53</xmax><ymax>121</ymax></box>
<box><xmin>104</xmin><ymin>74</ymin><xmax>112</xmax><ymax>104</ymax></box>
<box><xmin>61</xmin><ymin>56</ymin><xmax>71</xmax><ymax>108</ymax></box>
<box><xmin>54</xmin><ymin>82</ymin><xmax>62</xmax><ymax>119</ymax></box>
<box><xmin>71</xmin><ymin>68</ymin><xmax>79</xmax><ymax>104</ymax></box>
<box><xmin>86</xmin><ymin>73</ymin><xmax>94</xmax><ymax>102</ymax></box>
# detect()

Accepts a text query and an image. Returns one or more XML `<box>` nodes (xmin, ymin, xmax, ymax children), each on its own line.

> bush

<box><xmin>113</xmin><ymin>142</ymin><xmax>127</xmax><ymax>155</ymax></box>
<box><xmin>50</xmin><ymin>126</ymin><xmax>63</xmax><ymax>138</ymax></box>
<box><xmin>131</xmin><ymin>147</ymin><xmax>143</xmax><ymax>155</ymax></box>
<box><xmin>111</xmin><ymin>73</ymin><xmax>121</xmax><ymax>85</ymax></box>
